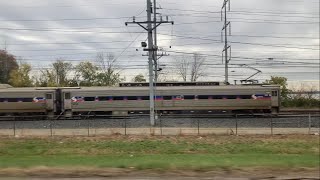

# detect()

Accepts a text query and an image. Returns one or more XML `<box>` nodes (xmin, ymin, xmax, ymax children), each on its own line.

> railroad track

<box><xmin>0</xmin><ymin>113</ymin><xmax>319</xmax><ymax>121</ymax></box>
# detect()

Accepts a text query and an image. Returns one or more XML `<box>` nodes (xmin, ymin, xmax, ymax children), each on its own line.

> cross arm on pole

<box><xmin>152</xmin><ymin>21</ymin><xmax>174</xmax><ymax>31</ymax></box>
<box><xmin>222</xmin><ymin>45</ymin><xmax>231</xmax><ymax>63</ymax></box>
<box><xmin>222</xmin><ymin>21</ymin><xmax>231</xmax><ymax>31</ymax></box>
<box><xmin>125</xmin><ymin>21</ymin><xmax>174</xmax><ymax>31</ymax></box>
<box><xmin>222</xmin><ymin>0</ymin><xmax>231</xmax><ymax>10</ymax></box>
<box><xmin>125</xmin><ymin>22</ymin><xmax>148</xmax><ymax>31</ymax></box>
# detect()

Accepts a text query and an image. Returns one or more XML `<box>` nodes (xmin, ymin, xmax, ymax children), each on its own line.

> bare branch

<box><xmin>174</xmin><ymin>55</ymin><xmax>190</xmax><ymax>82</ymax></box>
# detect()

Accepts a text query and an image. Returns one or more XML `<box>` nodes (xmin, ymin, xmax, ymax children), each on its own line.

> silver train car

<box><xmin>0</xmin><ymin>86</ymin><xmax>56</xmax><ymax>117</ymax></box>
<box><xmin>0</xmin><ymin>83</ymin><xmax>280</xmax><ymax>118</ymax></box>
<box><xmin>60</xmin><ymin>84</ymin><xmax>280</xmax><ymax>117</ymax></box>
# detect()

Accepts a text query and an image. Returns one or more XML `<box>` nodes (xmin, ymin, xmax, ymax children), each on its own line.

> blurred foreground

<box><xmin>0</xmin><ymin>135</ymin><xmax>319</xmax><ymax>179</ymax></box>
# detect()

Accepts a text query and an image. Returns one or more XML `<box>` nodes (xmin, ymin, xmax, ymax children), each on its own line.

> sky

<box><xmin>0</xmin><ymin>0</ymin><xmax>319</xmax><ymax>86</ymax></box>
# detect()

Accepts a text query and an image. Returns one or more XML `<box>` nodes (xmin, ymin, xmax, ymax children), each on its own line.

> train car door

<box><xmin>44</xmin><ymin>92</ymin><xmax>55</xmax><ymax>118</ymax></box>
<box><xmin>45</xmin><ymin>92</ymin><xmax>54</xmax><ymax>112</ymax></box>
<box><xmin>63</xmin><ymin>92</ymin><xmax>72</xmax><ymax>110</ymax></box>
<box><xmin>271</xmin><ymin>89</ymin><xmax>280</xmax><ymax>112</ymax></box>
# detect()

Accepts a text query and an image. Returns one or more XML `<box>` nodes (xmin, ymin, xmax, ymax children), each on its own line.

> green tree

<box><xmin>96</xmin><ymin>70</ymin><xmax>121</xmax><ymax>86</ymax></box>
<box><xmin>132</xmin><ymin>74</ymin><xmax>146</xmax><ymax>82</ymax></box>
<box><xmin>74</xmin><ymin>61</ymin><xmax>98</xmax><ymax>86</ymax></box>
<box><xmin>95</xmin><ymin>52</ymin><xmax>121</xmax><ymax>86</ymax></box>
<box><xmin>53</xmin><ymin>60</ymin><xmax>73</xmax><ymax>87</ymax></box>
<box><xmin>35</xmin><ymin>69</ymin><xmax>57</xmax><ymax>87</ymax></box>
<box><xmin>266</xmin><ymin>76</ymin><xmax>290</xmax><ymax>99</ymax></box>
<box><xmin>35</xmin><ymin>59</ymin><xmax>73</xmax><ymax>87</ymax></box>
<box><xmin>8</xmin><ymin>63</ymin><xmax>33</xmax><ymax>87</ymax></box>
<box><xmin>0</xmin><ymin>50</ymin><xmax>19</xmax><ymax>84</ymax></box>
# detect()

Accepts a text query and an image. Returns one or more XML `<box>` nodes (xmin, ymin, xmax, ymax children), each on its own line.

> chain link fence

<box><xmin>0</xmin><ymin>114</ymin><xmax>319</xmax><ymax>137</ymax></box>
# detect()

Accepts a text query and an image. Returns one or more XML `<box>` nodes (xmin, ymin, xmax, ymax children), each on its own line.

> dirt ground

<box><xmin>0</xmin><ymin>167</ymin><xmax>319</xmax><ymax>179</ymax></box>
<box><xmin>0</xmin><ymin>133</ymin><xmax>319</xmax><ymax>143</ymax></box>
<box><xmin>1</xmin><ymin>127</ymin><xmax>319</xmax><ymax>137</ymax></box>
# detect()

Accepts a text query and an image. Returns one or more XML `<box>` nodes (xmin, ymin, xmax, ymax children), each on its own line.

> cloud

<box><xmin>0</xmin><ymin>0</ymin><xmax>318</xmax><ymax>82</ymax></box>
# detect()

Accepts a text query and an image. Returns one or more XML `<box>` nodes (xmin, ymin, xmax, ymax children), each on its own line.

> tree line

<box><xmin>0</xmin><ymin>50</ymin><xmax>208</xmax><ymax>87</ymax></box>
<box><xmin>0</xmin><ymin>50</ymin><xmax>125</xmax><ymax>87</ymax></box>
<box><xmin>266</xmin><ymin>76</ymin><xmax>319</xmax><ymax>108</ymax></box>
<box><xmin>1</xmin><ymin>49</ymin><xmax>318</xmax><ymax>108</ymax></box>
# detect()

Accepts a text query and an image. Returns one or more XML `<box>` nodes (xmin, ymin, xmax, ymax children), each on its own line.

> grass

<box><xmin>0</xmin><ymin>135</ymin><xmax>319</xmax><ymax>170</ymax></box>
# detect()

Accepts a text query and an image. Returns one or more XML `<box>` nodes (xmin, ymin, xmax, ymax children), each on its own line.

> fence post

<box><xmin>50</xmin><ymin>119</ymin><xmax>53</xmax><ymax>137</ymax></box>
<box><xmin>270</xmin><ymin>115</ymin><xmax>273</xmax><ymax>136</ymax></box>
<box><xmin>236</xmin><ymin>114</ymin><xmax>238</xmax><ymax>135</ymax></box>
<box><xmin>308</xmin><ymin>114</ymin><xmax>311</xmax><ymax>135</ymax></box>
<box><xmin>160</xmin><ymin>117</ymin><xmax>163</xmax><ymax>136</ymax></box>
<box><xmin>197</xmin><ymin>119</ymin><xmax>200</xmax><ymax>135</ymax></box>
<box><xmin>124</xmin><ymin>118</ymin><xmax>127</xmax><ymax>136</ymax></box>
<box><xmin>87</xmin><ymin>118</ymin><xmax>90</xmax><ymax>137</ymax></box>
<box><xmin>13</xmin><ymin>117</ymin><xmax>16</xmax><ymax>137</ymax></box>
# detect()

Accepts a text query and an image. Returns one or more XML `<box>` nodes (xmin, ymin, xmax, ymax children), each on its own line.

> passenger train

<box><xmin>0</xmin><ymin>82</ymin><xmax>280</xmax><ymax>118</ymax></box>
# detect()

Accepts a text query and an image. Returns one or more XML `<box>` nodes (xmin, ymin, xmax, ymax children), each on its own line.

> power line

<box><xmin>167</xmin><ymin>50</ymin><xmax>319</xmax><ymax>62</ymax></box>
<box><xmin>1</xmin><ymin>2</ymin><xmax>145</xmax><ymax>8</ymax></box>
<box><xmin>0</xmin><ymin>16</ymin><xmax>146</xmax><ymax>22</ymax></box>
<box><xmin>160</xmin><ymin>33</ymin><xmax>319</xmax><ymax>49</ymax></box>
<box><xmin>166</xmin><ymin>12</ymin><xmax>319</xmax><ymax>19</ymax></box>
<box><xmin>163</xmin><ymin>8</ymin><xmax>319</xmax><ymax>16</ymax></box>
<box><xmin>3</xmin><ymin>40</ymin><xmax>146</xmax><ymax>46</ymax></box>
<box><xmin>0</xmin><ymin>27</ymin><xmax>144</xmax><ymax>34</ymax></box>
<box><xmin>8</xmin><ymin>47</ymin><xmax>141</xmax><ymax>52</ymax></box>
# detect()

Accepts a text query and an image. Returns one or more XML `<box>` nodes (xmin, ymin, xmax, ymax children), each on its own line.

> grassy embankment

<box><xmin>0</xmin><ymin>135</ymin><xmax>318</xmax><ymax>170</ymax></box>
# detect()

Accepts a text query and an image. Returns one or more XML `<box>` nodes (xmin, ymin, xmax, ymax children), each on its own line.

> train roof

<box><xmin>0</xmin><ymin>84</ymin><xmax>13</xmax><ymax>89</ymax></box>
<box><xmin>0</xmin><ymin>84</ymin><xmax>280</xmax><ymax>92</ymax></box>
<box><xmin>0</xmin><ymin>87</ymin><xmax>81</xmax><ymax>92</ymax></box>
<box><xmin>119</xmin><ymin>82</ymin><xmax>223</xmax><ymax>87</ymax></box>
<box><xmin>61</xmin><ymin>84</ymin><xmax>280</xmax><ymax>91</ymax></box>
<box><xmin>0</xmin><ymin>87</ymin><xmax>56</xmax><ymax>92</ymax></box>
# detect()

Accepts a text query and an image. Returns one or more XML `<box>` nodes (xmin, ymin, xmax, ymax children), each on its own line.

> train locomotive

<box><xmin>0</xmin><ymin>82</ymin><xmax>280</xmax><ymax>118</ymax></box>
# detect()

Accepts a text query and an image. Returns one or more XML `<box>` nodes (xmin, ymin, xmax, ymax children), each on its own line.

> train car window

<box><xmin>127</xmin><ymin>96</ymin><xmax>138</xmax><ymax>100</ymax></box>
<box><xmin>239</xmin><ymin>95</ymin><xmax>252</xmax><ymax>99</ymax></box>
<box><xmin>84</xmin><ymin>97</ymin><xmax>95</xmax><ymax>101</ymax></box>
<box><xmin>198</xmin><ymin>95</ymin><xmax>209</xmax><ymax>99</ymax></box>
<box><xmin>98</xmin><ymin>96</ymin><xmax>109</xmax><ymax>101</ymax></box>
<box><xmin>212</xmin><ymin>95</ymin><xmax>223</xmax><ymax>99</ymax></box>
<box><xmin>113</xmin><ymin>96</ymin><xmax>124</xmax><ymax>101</ymax></box>
<box><xmin>46</xmin><ymin>94</ymin><xmax>53</xmax><ymax>99</ymax></box>
<box><xmin>163</xmin><ymin>96</ymin><xmax>172</xmax><ymax>100</ymax></box>
<box><xmin>272</xmin><ymin>91</ymin><xmax>278</xmax><ymax>97</ymax></box>
<box><xmin>65</xmin><ymin>93</ymin><xmax>71</xmax><ymax>99</ymax></box>
<box><xmin>141</xmin><ymin>96</ymin><xmax>149</xmax><ymax>100</ymax></box>
<box><xmin>23</xmin><ymin>98</ymin><xmax>34</xmax><ymax>102</ymax></box>
<box><xmin>0</xmin><ymin>98</ymin><xmax>33</xmax><ymax>102</ymax></box>
<box><xmin>8</xmin><ymin>98</ymin><xmax>17</xmax><ymax>102</ymax></box>
<box><xmin>184</xmin><ymin>95</ymin><xmax>195</xmax><ymax>100</ymax></box>
<box><xmin>227</xmin><ymin>95</ymin><xmax>237</xmax><ymax>99</ymax></box>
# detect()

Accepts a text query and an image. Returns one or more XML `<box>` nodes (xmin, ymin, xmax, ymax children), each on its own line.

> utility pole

<box><xmin>153</xmin><ymin>0</ymin><xmax>158</xmax><ymax>82</ymax></box>
<box><xmin>126</xmin><ymin>0</ymin><xmax>173</xmax><ymax>126</ymax></box>
<box><xmin>221</xmin><ymin>0</ymin><xmax>231</xmax><ymax>84</ymax></box>
<box><xmin>152</xmin><ymin>1</ymin><xmax>170</xmax><ymax>82</ymax></box>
